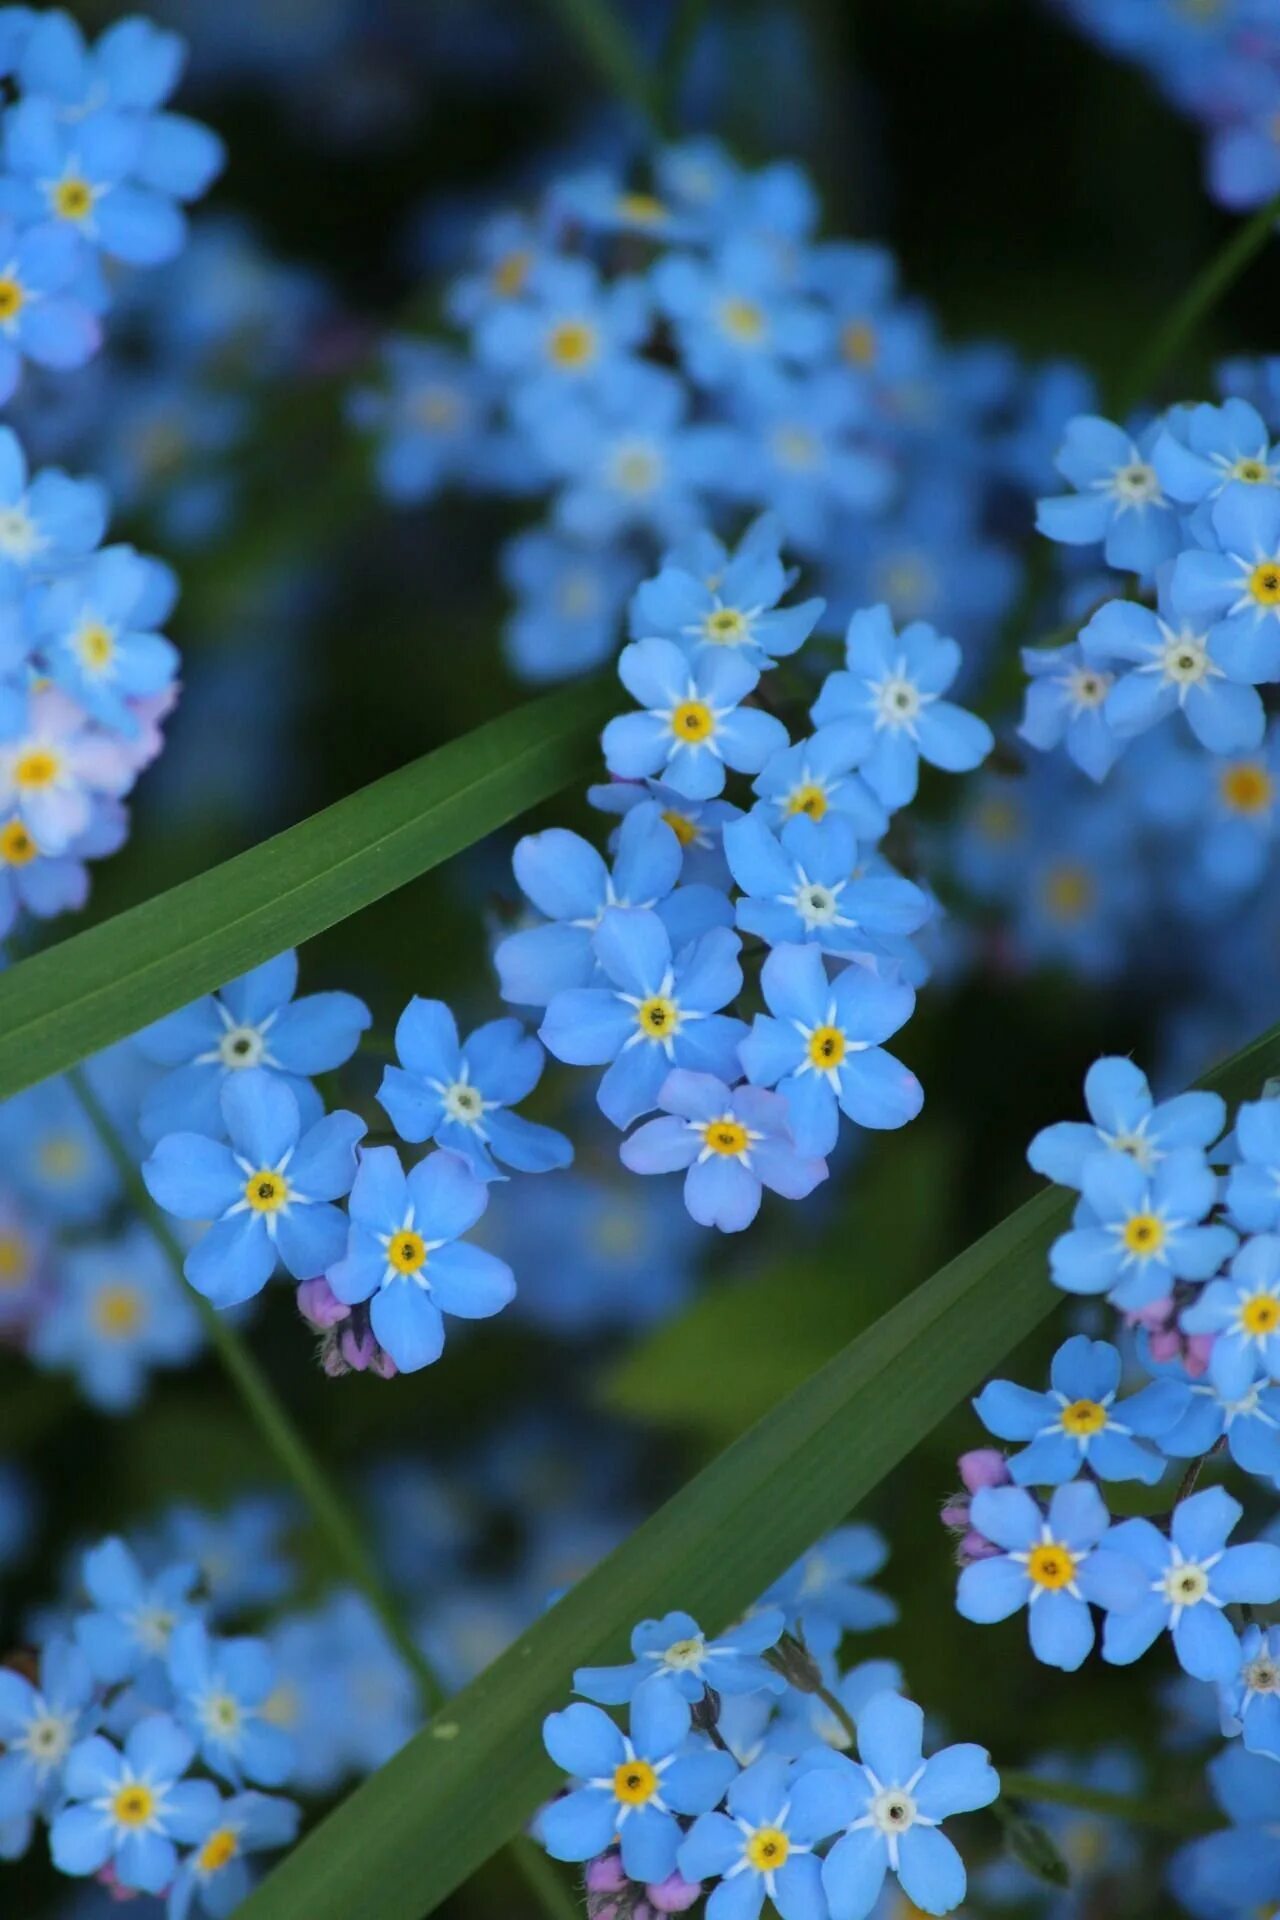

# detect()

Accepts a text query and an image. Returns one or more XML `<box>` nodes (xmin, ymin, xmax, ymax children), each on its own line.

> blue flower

<box><xmin>972</xmin><ymin>1336</ymin><xmax>1166</xmax><ymax>1487</ymax></box>
<box><xmin>1144</xmin><ymin>1366</ymin><xmax>1280</xmax><ymax>1484</ymax></box>
<box><xmin>1171</xmin><ymin>1745</ymin><xmax>1280</xmax><ymax>1916</ymax></box>
<box><xmin>1018</xmin><ymin>641</ymin><xmax>1121</xmax><ymax>782</ymax></box>
<box><xmin>1180</xmin><ymin>1233</ymin><xmax>1280</xmax><ymax>1397</ymax></box>
<box><xmin>751</xmin><ymin>733</ymin><xmax>888</xmax><ymax>841</ymax></box>
<box><xmin>1153</xmin><ymin>397</ymin><xmax>1279</xmax><ymax>506</ymax></box>
<box><xmin>1080</xmin><ymin>578</ymin><xmax>1267</xmax><ymax>754</ymax></box>
<box><xmin>0</xmin><ymin>794</ymin><xmax>125</xmax><ymax>938</ymax></box>
<box><xmin>1047</xmin><ymin>1148</ymin><xmax>1235</xmax><ymax>1309</ymax></box>
<box><xmin>501</xmin><ymin>529</ymin><xmax>638</xmax><ymax>684</ymax></box>
<box><xmin>49</xmin><ymin>1715</ymin><xmax>220</xmax><ymax>1895</ymax></box>
<box><xmin>653</xmin><ymin>236</ymin><xmax>830</xmax><ymax>390</ymax></box>
<box><xmin>75</xmin><ymin>1536</ymin><xmax>200</xmax><ymax>1684</ymax></box>
<box><xmin>541</xmin><ymin>1675</ymin><xmax>738</xmax><ymax>1882</ymax></box>
<box><xmin>378</xmin><ymin>997</ymin><xmax>571</xmax><ymax>1183</ymax></box>
<box><xmin>168</xmin><ymin>1619</ymin><xmax>294</xmax><ymax>1788</ymax></box>
<box><xmin>160</xmin><ymin>1496</ymin><xmax>296</xmax><ymax>1623</ymax></box>
<box><xmin>1210</xmin><ymin>107</ymin><xmax>1280</xmax><ymax>212</ymax></box>
<box><xmin>0</xmin><ymin>101</ymin><xmax>198</xmax><ymax>267</ymax></box>
<box><xmin>620</xmin><ymin>1068</ymin><xmax>827</xmax><ymax>1231</ymax></box>
<box><xmin>678</xmin><ymin>1750</ymin><xmax>841</xmax><ymax>1920</ymax></box>
<box><xmin>1103</xmin><ymin>1487</ymin><xmax>1280</xmax><ymax>1680</ymax></box>
<box><xmin>602</xmin><ymin>637</ymin><xmax>789</xmax><ymax>801</ymax></box>
<box><xmin>630</xmin><ymin>513</ymin><xmax>824</xmax><ymax>671</ymax></box>
<box><xmin>168</xmin><ymin>1789</ymin><xmax>300</xmax><ymax>1920</ymax></box>
<box><xmin>809</xmin><ymin>1693</ymin><xmax>999</xmax><ymax>1920</ymax></box>
<box><xmin>573</xmin><ymin>1607</ymin><xmax>786</xmax><ymax>1706</ymax></box>
<box><xmin>0</xmin><ymin>1636</ymin><xmax>96</xmax><ymax>1825</ymax></box>
<box><xmin>540</xmin><ymin>907</ymin><xmax>747</xmax><ymax>1130</ymax></box>
<box><xmin>0</xmin><ymin>683</ymin><xmax>131</xmax><ymax>855</ymax></box>
<box><xmin>587</xmin><ymin>781</ymin><xmax>742</xmax><ymax>892</ymax></box>
<box><xmin>722</xmin><ymin>368</ymin><xmax>895</xmax><ymax>555</ymax></box>
<box><xmin>30</xmin><ymin>1223</ymin><xmax>202</xmax><ymax>1412</ymax></box>
<box><xmin>762</xmin><ymin>1525</ymin><xmax>896</xmax><ymax>1657</ymax></box>
<box><xmin>0</xmin><ymin>424</ymin><xmax>106</xmax><ymax>580</ymax></box>
<box><xmin>956</xmin><ymin>1481</ymin><xmax>1144</xmax><ymax>1672</ymax></box>
<box><xmin>741</xmin><ymin>942</ymin><xmax>920</xmax><ymax>1157</ymax></box>
<box><xmin>495</xmin><ymin>808</ymin><xmax>731</xmax><ymax>1009</ymax></box>
<box><xmin>326</xmin><ymin>1145</ymin><xmax>514</xmax><ymax>1373</ymax></box>
<box><xmin>135</xmin><ymin>948</ymin><xmax>371</xmax><ymax>1146</ymax></box>
<box><xmin>474</xmin><ymin>255</ymin><xmax>648</xmax><ymax>403</ymax></box>
<box><xmin>810</xmin><ymin>605</ymin><xmax>994</xmax><ymax>810</ymax></box>
<box><xmin>349</xmin><ymin>337</ymin><xmax>490</xmax><ymax>504</ymax></box>
<box><xmin>723</xmin><ymin>812</ymin><xmax>930</xmax><ymax>960</ymax></box>
<box><xmin>1036</xmin><ymin>415</ymin><xmax>1180</xmax><ymax>575</ymax></box>
<box><xmin>1226</xmin><ymin>1095</ymin><xmax>1280</xmax><ymax>1230</ymax></box>
<box><xmin>1173</xmin><ymin>482</ymin><xmax>1280</xmax><ymax>683</ymax></box>
<box><xmin>0</xmin><ymin>215</ymin><xmax>100</xmax><ymax>400</ymax></box>
<box><xmin>35</xmin><ymin>542</ymin><xmax>178</xmax><ymax>732</ymax></box>
<box><xmin>1220</xmin><ymin>1624</ymin><xmax>1280</xmax><ymax>1763</ymax></box>
<box><xmin>1027</xmin><ymin>1053</ymin><xmax>1226</xmax><ymax>1189</ymax></box>
<box><xmin>142</xmin><ymin>1072</ymin><xmax>365</xmax><ymax>1308</ymax></box>
<box><xmin>0</xmin><ymin>1074</ymin><xmax>118</xmax><ymax>1222</ymax></box>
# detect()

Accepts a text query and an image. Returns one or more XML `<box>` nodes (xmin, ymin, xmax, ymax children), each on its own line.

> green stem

<box><xmin>1110</xmin><ymin>187</ymin><xmax>1280</xmax><ymax>416</ymax></box>
<box><xmin>814</xmin><ymin>1681</ymin><xmax>858</xmax><ymax>1746</ymax></box>
<box><xmin>998</xmin><ymin>1769</ymin><xmax>1216</xmax><ymax>1835</ymax></box>
<box><xmin>657</xmin><ymin>0</ymin><xmax>709</xmax><ymax>130</ymax></box>
<box><xmin>540</xmin><ymin>0</ymin><xmax>666</xmax><ymax>135</ymax></box>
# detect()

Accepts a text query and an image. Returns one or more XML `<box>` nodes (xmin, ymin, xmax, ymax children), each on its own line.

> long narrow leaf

<box><xmin>238</xmin><ymin>1010</ymin><xmax>1280</xmax><ymax>1920</ymax></box>
<box><xmin>0</xmin><ymin>678</ymin><xmax>611</xmax><ymax>1101</ymax></box>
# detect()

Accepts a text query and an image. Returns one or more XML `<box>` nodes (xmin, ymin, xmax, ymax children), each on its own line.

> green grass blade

<box><xmin>237</xmin><ymin>1012</ymin><xmax>1280</xmax><ymax>1920</ymax></box>
<box><xmin>0</xmin><ymin>678</ymin><xmax>611</xmax><ymax>1102</ymax></box>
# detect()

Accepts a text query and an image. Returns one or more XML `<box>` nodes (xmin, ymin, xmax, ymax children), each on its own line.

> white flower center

<box><xmin>869</xmin><ymin>1787</ymin><xmax>918</xmax><ymax>1834</ymax></box>
<box><xmin>1245</xmin><ymin>1655</ymin><xmax>1280</xmax><ymax>1695</ymax></box>
<box><xmin>660</xmin><ymin>1635</ymin><xmax>706</xmax><ymax>1672</ymax></box>
<box><xmin>1161</xmin><ymin>1562</ymin><xmax>1210</xmax><ymax>1607</ymax></box>
<box><xmin>219</xmin><ymin>1025</ymin><xmax>266</xmax><ymax>1069</ymax></box>
<box><xmin>20</xmin><ymin>1710</ymin><xmax>73</xmax><ymax>1772</ymax></box>
<box><xmin>442</xmin><ymin>1080</ymin><xmax>485</xmax><ymax>1125</ymax></box>
<box><xmin>1065</xmin><ymin>667</ymin><xmax>1111</xmax><ymax>711</ymax></box>
<box><xmin>873</xmin><ymin>675</ymin><xmax>922</xmax><ymax>728</ymax></box>
<box><xmin>1109</xmin><ymin>460</ymin><xmax>1162</xmax><ymax>505</ymax></box>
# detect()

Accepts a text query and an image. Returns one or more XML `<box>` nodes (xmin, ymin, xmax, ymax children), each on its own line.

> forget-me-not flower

<box><xmin>762</xmin><ymin>1526</ymin><xmax>896</xmax><ymax>1656</ymax></box>
<box><xmin>573</xmin><ymin>1607</ymin><xmax>786</xmax><ymax>1706</ymax></box>
<box><xmin>678</xmin><ymin>1750</ymin><xmax>842</xmax><ymax>1920</ymax></box>
<box><xmin>168</xmin><ymin>1619</ymin><xmax>294</xmax><ymax>1788</ymax></box>
<box><xmin>630</xmin><ymin>512</ymin><xmax>824</xmax><ymax>671</ymax></box>
<box><xmin>1180</xmin><ymin>1232</ymin><xmax>1280</xmax><ymax>1397</ymax></box>
<box><xmin>603</xmin><ymin>637</ymin><xmax>789</xmax><ymax>801</ymax></box>
<box><xmin>75</xmin><ymin>1536</ymin><xmax>200</xmax><ymax>1684</ymax></box>
<box><xmin>1220</xmin><ymin>1623</ymin><xmax>1280</xmax><ymax>1763</ymax></box>
<box><xmin>724</xmin><ymin>812</ymin><xmax>929</xmax><ymax>960</ymax></box>
<box><xmin>0</xmin><ymin>214</ymin><xmax>100</xmax><ymax>401</ymax></box>
<box><xmin>972</xmin><ymin>1336</ymin><xmax>1167</xmax><ymax>1486</ymax></box>
<box><xmin>1081</xmin><ymin>577</ymin><xmax>1267</xmax><ymax>754</ymax></box>
<box><xmin>751</xmin><ymin>733</ymin><xmax>888</xmax><ymax>841</ymax></box>
<box><xmin>167</xmin><ymin>1788</ymin><xmax>300</xmax><ymax>1920</ymax></box>
<box><xmin>1173</xmin><ymin>482</ymin><xmax>1280</xmax><ymax>683</ymax></box>
<box><xmin>49</xmin><ymin>1715</ymin><xmax>220</xmax><ymax>1895</ymax></box>
<box><xmin>0</xmin><ymin>1636</ymin><xmax>96</xmax><ymax>1826</ymax></box>
<box><xmin>1036</xmin><ymin>415</ymin><xmax>1180</xmax><ymax>575</ymax></box>
<box><xmin>1226</xmin><ymin>1095</ymin><xmax>1280</xmax><ymax>1231</ymax></box>
<box><xmin>1047</xmin><ymin>1148</ymin><xmax>1235</xmax><ymax>1310</ymax></box>
<box><xmin>29</xmin><ymin>1223</ymin><xmax>201</xmax><ymax>1412</ymax></box>
<box><xmin>1027</xmin><ymin>1054</ymin><xmax>1225</xmax><ymax>1190</ymax></box>
<box><xmin>620</xmin><ymin>1069</ymin><xmax>827</xmax><ymax>1231</ymax></box>
<box><xmin>1017</xmin><ymin>641</ymin><xmax>1121</xmax><ymax>783</ymax></box>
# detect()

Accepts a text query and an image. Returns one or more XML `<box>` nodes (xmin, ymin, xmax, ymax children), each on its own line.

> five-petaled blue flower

<box><xmin>378</xmin><ymin>996</ymin><xmax>571</xmax><ymax>1183</ymax></box>
<box><xmin>678</xmin><ymin>1750</ymin><xmax>842</xmax><ymax>1920</ymax></box>
<box><xmin>972</xmin><ymin>1336</ymin><xmax>1166</xmax><ymax>1487</ymax></box>
<box><xmin>1180</xmin><ymin>1233</ymin><xmax>1280</xmax><ymax>1398</ymax></box>
<box><xmin>739</xmin><ymin>941</ymin><xmax>920</xmax><ymax>1157</ymax></box>
<box><xmin>168</xmin><ymin>1789</ymin><xmax>300</xmax><ymax>1920</ymax></box>
<box><xmin>1081</xmin><ymin>574</ymin><xmax>1267</xmax><ymax>754</ymax></box>
<box><xmin>1027</xmin><ymin>1054</ymin><xmax>1225</xmax><ymax>1190</ymax></box>
<box><xmin>540</xmin><ymin>907</ymin><xmax>746</xmax><ymax>1130</ymax></box>
<box><xmin>751</xmin><ymin>732</ymin><xmax>888</xmax><ymax>841</ymax></box>
<box><xmin>1221</xmin><ymin>1623</ymin><xmax>1280</xmax><ymax>1764</ymax></box>
<box><xmin>1036</xmin><ymin>415</ymin><xmax>1179</xmax><ymax>576</ymax></box>
<box><xmin>1173</xmin><ymin>483</ymin><xmax>1280</xmax><ymax>684</ymax></box>
<box><xmin>326</xmin><ymin>1145</ymin><xmax>515</xmax><ymax>1373</ymax></box>
<box><xmin>956</xmin><ymin>1481</ymin><xmax>1144</xmax><ymax>1673</ymax></box>
<box><xmin>1047</xmin><ymin>1148</ymin><xmax>1235</xmax><ymax>1310</ymax></box>
<box><xmin>810</xmin><ymin>604</ymin><xmax>993</xmax><ymax>809</ymax></box>
<box><xmin>724</xmin><ymin>812</ymin><xmax>930</xmax><ymax>960</ymax></box>
<box><xmin>168</xmin><ymin>1619</ymin><xmax>294</xmax><ymax>1789</ymax></box>
<box><xmin>761</xmin><ymin>1526</ymin><xmax>896</xmax><ymax>1658</ymax></box>
<box><xmin>602</xmin><ymin>636</ymin><xmax>789</xmax><ymax>801</ymax></box>
<box><xmin>135</xmin><ymin>948</ymin><xmax>371</xmax><ymax>1145</ymax></box>
<box><xmin>620</xmin><ymin>1068</ymin><xmax>827</xmax><ymax>1232</ymax></box>
<box><xmin>0</xmin><ymin>1636</ymin><xmax>96</xmax><ymax>1827</ymax></box>
<box><xmin>541</xmin><ymin>1674</ymin><xmax>738</xmax><ymax>1882</ymax></box>
<box><xmin>142</xmin><ymin>1072</ymin><xmax>365</xmax><ymax>1308</ymax></box>
<box><xmin>1103</xmin><ymin>1487</ymin><xmax>1280</xmax><ymax>1681</ymax></box>
<box><xmin>49</xmin><ymin>1714</ymin><xmax>220</xmax><ymax>1895</ymax></box>
<box><xmin>573</xmin><ymin>1606</ymin><xmax>786</xmax><ymax>1706</ymax></box>
<box><xmin>804</xmin><ymin>1692</ymin><xmax>999</xmax><ymax>1920</ymax></box>
<box><xmin>1226</xmin><ymin>1096</ymin><xmax>1280</xmax><ymax>1231</ymax></box>
<box><xmin>630</xmin><ymin>513</ymin><xmax>825</xmax><ymax>671</ymax></box>
<box><xmin>35</xmin><ymin>543</ymin><xmax>180</xmax><ymax>735</ymax></box>
<box><xmin>75</xmin><ymin>1536</ymin><xmax>199</xmax><ymax>1684</ymax></box>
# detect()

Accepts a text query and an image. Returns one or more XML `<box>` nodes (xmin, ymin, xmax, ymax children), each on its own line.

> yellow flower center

<box><xmin>841</xmin><ymin>320</ymin><xmax>876</xmax><ymax>365</ymax></box>
<box><xmin>1027</xmin><ymin>1542</ymin><xmax>1077</xmax><ymax>1590</ymax></box>
<box><xmin>411</xmin><ymin>386</ymin><xmax>460</xmax><ymax>431</ymax></box>
<box><xmin>197</xmin><ymin>1828</ymin><xmax>239</xmax><ymax>1875</ymax></box>
<box><xmin>703</xmin><ymin>607</ymin><xmax>747</xmax><ymax>644</ymax></box>
<box><xmin>261</xmin><ymin>1682</ymin><xmax>300</xmax><ymax>1728</ymax></box>
<box><xmin>661</xmin><ymin>1636</ymin><xmax>705</xmax><ymax>1669</ymax></box>
<box><xmin>615</xmin><ymin>192</ymin><xmax>666</xmax><ymax>225</ymax></box>
<box><xmin>661</xmin><ymin>808</ymin><xmax>698</xmax><ymax>847</ymax></box>
<box><xmin>0</xmin><ymin>1230</ymin><xmax>28</xmax><ymax>1286</ymax></box>
<box><xmin>771</xmin><ymin>424</ymin><xmax>820</xmax><ymax>469</ymax></box>
<box><xmin>244</xmin><ymin>1170</ymin><xmax>288</xmax><ymax>1213</ymax></box>
<box><xmin>702</xmin><ymin>1118</ymin><xmax>748</xmax><ymax>1157</ymax></box>
<box><xmin>490</xmin><ymin>249</ymin><xmax>530</xmax><ymax>297</ymax></box>
<box><xmin>718</xmin><ymin>296</ymin><xmax>767</xmax><ymax>343</ymax></box>
<box><xmin>111</xmin><ymin>1783</ymin><xmax>155</xmax><ymax>1829</ymax></box>
<box><xmin>1122</xmin><ymin>1212</ymin><xmax>1165</xmax><ymax>1256</ymax></box>
<box><xmin>1233</xmin><ymin>458</ymin><xmax>1270</xmax><ymax>483</ymax></box>
<box><xmin>1221</xmin><ymin>762</ymin><xmax>1274</xmax><ymax>815</ymax></box>
<box><xmin>37</xmin><ymin>1134</ymin><xmax>83</xmax><ymax>1179</ymax></box>
<box><xmin>613</xmin><ymin>1759</ymin><xmax>658</xmax><ymax>1806</ymax></box>
<box><xmin>1242</xmin><ymin>1293</ymin><xmax>1280</xmax><ymax>1336</ymax></box>
<box><xmin>546</xmin><ymin>320</ymin><xmax>598</xmax><ymax>369</ymax></box>
<box><xmin>670</xmin><ymin>699</ymin><xmax>714</xmax><ymax>742</ymax></box>
<box><xmin>807</xmin><ymin>1025</ymin><xmax>846</xmax><ymax>1069</ymax></box>
<box><xmin>1060</xmin><ymin>1398</ymin><xmax>1107</xmax><ymax>1435</ymax></box>
<box><xmin>75</xmin><ymin>621</ymin><xmax>114</xmax><ymax>670</ymax></box>
<box><xmin>636</xmin><ymin>995</ymin><xmax>678</xmax><ymax>1040</ymax></box>
<box><xmin>977</xmin><ymin>797</ymin><xmax>1019</xmax><ymax>841</ymax></box>
<box><xmin>786</xmin><ymin>782</ymin><xmax>828</xmax><ymax>821</ymax></box>
<box><xmin>388</xmin><ymin>1230</ymin><xmax>427</xmax><ymax>1275</ymax></box>
<box><xmin>1042</xmin><ymin>862</ymin><xmax>1094</xmax><ymax>922</ymax></box>
<box><xmin>1249</xmin><ymin>560</ymin><xmax>1280</xmax><ymax>606</ymax></box>
<box><xmin>93</xmin><ymin>1283</ymin><xmax>145</xmax><ymax>1339</ymax></box>
<box><xmin>746</xmin><ymin>1827</ymin><xmax>791</xmax><ymax>1872</ymax></box>
<box><xmin>0</xmin><ymin>275</ymin><xmax>24</xmax><ymax>321</ymax></box>
<box><xmin>14</xmin><ymin>748</ymin><xmax>59</xmax><ymax>789</ymax></box>
<box><xmin>52</xmin><ymin>176</ymin><xmax>94</xmax><ymax>221</ymax></box>
<box><xmin>0</xmin><ymin>820</ymin><xmax>36</xmax><ymax>865</ymax></box>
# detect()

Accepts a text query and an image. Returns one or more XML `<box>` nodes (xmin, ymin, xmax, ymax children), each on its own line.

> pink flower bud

<box><xmin>586</xmin><ymin>1854</ymin><xmax>627</xmax><ymax>1894</ymax></box>
<box><xmin>959</xmin><ymin>1448</ymin><xmax>1011</xmax><ymax>1492</ymax></box>
<box><xmin>647</xmin><ymin>1871</ymin><xmax>702</xmax><ymax>1912</ymax></box>
<box><xmin>297</xmin><ymin>1277</ymin><xmax>349</xmax><ymax>1330</ymax></box>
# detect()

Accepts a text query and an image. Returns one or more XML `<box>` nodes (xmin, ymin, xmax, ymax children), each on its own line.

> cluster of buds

<box><xmin>940</xmin><ymin>1449</ymin><xmax>1013</xmax><ymax>1564</ymax></box>
<box><xmin>585</xmin><ymin>1853</ymin><xmax>700</xmax><ymax>1920</ymax></box>
<box><xmin>1124</xmin><ymin>1295</ymin><xmax>1212</xmax><ymax>1376</ymax></box>
<box><xmin>295</xmin><ymin>1279</ymin><xmax>397</xmax><ymax>1379</ymax></box>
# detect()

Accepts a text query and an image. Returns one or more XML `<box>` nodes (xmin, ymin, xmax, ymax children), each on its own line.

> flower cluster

<box><xmin>954</xmin><ymin>1054</ymin><xmax>1280</xmax><ymax>1912</ymax></box>
<box><xmin>538</xmin><ymin>1530</ymin><xmax>999</xmax><ymax>1920</ymax></box>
